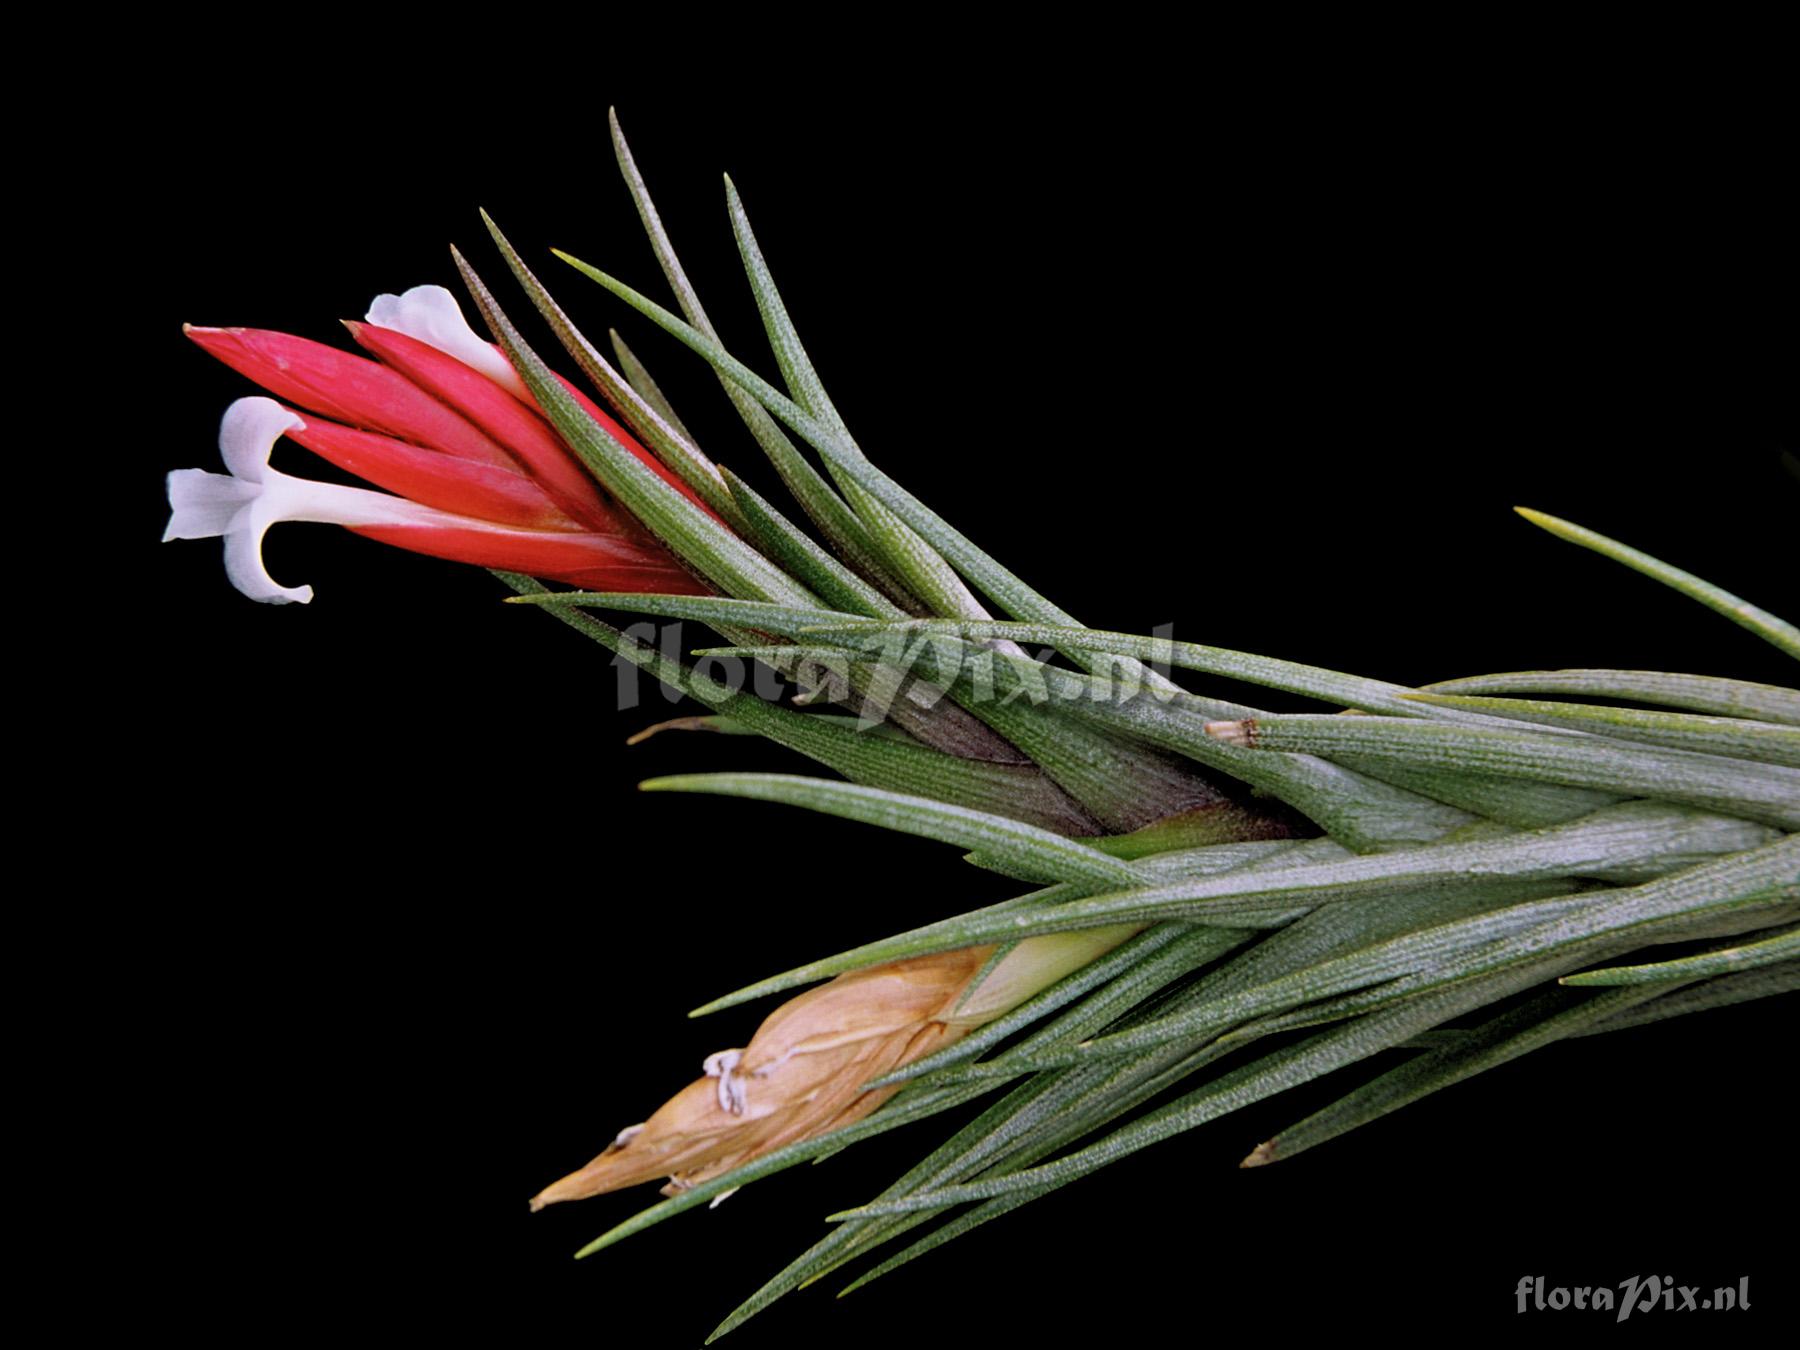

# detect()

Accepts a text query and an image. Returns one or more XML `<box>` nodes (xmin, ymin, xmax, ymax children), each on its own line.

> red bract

<box><xmin>166</xmin><ymin>286</ymin><xmax>712</xmax><ymax>603</ymax></box>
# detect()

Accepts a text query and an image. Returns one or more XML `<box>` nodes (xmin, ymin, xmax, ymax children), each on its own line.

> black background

<box><xmin>80</xmin><ymin>34</ymin><xmax>1798</xmax><ymax>1343</ymax></box>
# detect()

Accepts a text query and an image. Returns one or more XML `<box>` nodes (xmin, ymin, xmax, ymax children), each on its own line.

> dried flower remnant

<box><xmin>530</xmin><ymin>921</ymin><xmax>1148</xmax><ymax>1210</ymax></box>
<box><xmin>529</xmin><ymin>947</ymin><xmax>997</xmax><ymax>1208</ymax></box>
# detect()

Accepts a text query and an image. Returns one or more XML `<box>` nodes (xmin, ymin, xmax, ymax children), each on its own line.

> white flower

<box><xmin>365</xmin><ymin>284</ymin><xmax>529</xmax><ymax>400</ymax></box>
<box><xmin>163</xmin><ymin>397</ymin><xmax>475</xmax><ymax>604</ymax></box>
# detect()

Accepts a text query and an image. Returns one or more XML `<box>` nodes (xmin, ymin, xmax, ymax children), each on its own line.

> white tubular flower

<box><xmin>365</xmin><ymin>284</ymin><xmax>529</xmax><ymax>400</ymax></box>
<box><xmin>163</xmin><ymin>397</ymin><xmax>476</xmax><ymax>604</ymax></box>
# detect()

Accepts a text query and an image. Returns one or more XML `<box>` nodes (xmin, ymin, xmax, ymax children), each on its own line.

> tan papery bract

<box><xmin>530</xmin><ymin>946</ymin><xmax>996</xmax><ymax>1209</ymax></box>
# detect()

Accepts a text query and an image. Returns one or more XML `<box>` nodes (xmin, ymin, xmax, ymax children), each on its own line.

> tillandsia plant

<box><xmin>163</xmin><ymin>112</ymin><xmax>1798</xmax><ymax>1337</ymax></box>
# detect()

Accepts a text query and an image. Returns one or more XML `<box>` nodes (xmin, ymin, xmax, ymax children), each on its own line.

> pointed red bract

<box><xmin>346</xmin><ymin>322</ymin><xmax>621</xmax><ymax>532</ymax></box>
<box><xmin>185</xmin><ymin>326</ymin><xmax>521</xmax><ymax>470</ymax></box>
<box><xmin>285</xmin><ymin>417</ymin><xmax>575</xmax><ymax>531</ymax></box>
<box><xmin>348</xmin><ymin>523</ymin><xmax>708</xmax><ymax>593</ymax></box>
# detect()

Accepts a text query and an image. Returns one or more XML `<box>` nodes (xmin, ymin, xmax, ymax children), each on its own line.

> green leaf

<box><xmin>1212</xmin><ymin>713</ymin><xmax>1800</xmax><ymax>829</ymax></box>
<box><xmin>607</xmin><ymin>111</ymin><xmax>922</xmax><ymax>609</ymax></box>
<box><xmin>1516</xmin><ymin>508</ymin><xmax>1800</xmax><ymax>660</ymax></box>
<box><xmin>454</xmin><ymin>251</ymin><xmax>813</xmax><ymax>607</ymax></box>
<box><xmin>1066</xmin><ymin>689</ymin><xmax>1482</xmax><ymax>850</ymax></box>
<box><xmin>724</xmin><ymin>177</ymin><xmax>995</xmax><ymax>623</ymax></box>
<box><xmin>1560</xmin><ymin>922</ymin><xmax>1800</xmax><ymax>985</ymax></box>
<box><xmin>958</xmin><ymin>694</ymin><xmax>1231</xmax><ymax>835</ymax></box>
<box><xmin>1404</xmin><ymin>692</ymin><xmax>1800</xmax><ymax>767</ymax></box>
<box><xmin>1570</xmin><ymin>959</ymin><xmax>1800</xmax><ymax>1035</ymax></box>
<box><xmin>718</xmin><ymin>467</ymin><xmax>900</xmax><ymax>619</ymax></box>
<box><xmin>1089</xmin><ymin>808</ymin><xmax>1298</xmax><ymax>860</ymax></box>
<box><xmin>640</xmin><ymin>773</ymin><xmax>1150</xmax><ymax>896</ymax></box>
<box><xmin>476</xmin><ymin>213</ymin><xmax>748</xmax><ymax>532</ymax></box>
<box><xmin>1241</xmin><ymin>980</ymin><xmax>1682</xmax><ymax>1166</ymax></box>
<box><xmin>1424</xmin><ymin>669</ymin><xmax>1800</xmax><ymax>725</ymax></box>
<box><xmin>609</xmin><ymin>328</ymin><xmax>696</xmax><ymax>441</ymax></box>
<box><xmin>933</xmin><ymin>925</ymin><xmax>1269</xmax><ymax>1085</ymax></box>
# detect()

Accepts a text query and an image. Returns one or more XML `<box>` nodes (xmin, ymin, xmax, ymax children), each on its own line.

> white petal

<box><xmin>224</xmin><ymin>498</ymin><xmax>313</xmax><ymax>605</ymax></box>
<box><xmin>256</xmin><ymin>466</ymin><xmax>486</xmax><ymax>530</ymax></box>
<box><xmin>218</xmin><ymin>471</ymin><xmax>501</xmax><ymax>605</ymax></box>
<box><xmin>219</xmin><ymin>396</ymin><xmax>305</xmax><ymax>483</ymax></box>
<box><xmin>365</xmin><ymin>284</ymin><xmax>529</xmax><ymax>399</ymax></box>
<box><xmin>164</xmin><ymin>468</ymin><xmax>257</xmax><ymax>541</ymax></box>
<box><xmin>168</xmin><ymin>391</ymin><xmax>527</xmax><ymax>605</ymax></box>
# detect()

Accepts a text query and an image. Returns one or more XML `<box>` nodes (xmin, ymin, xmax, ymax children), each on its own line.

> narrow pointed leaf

<box><xmin>724</xmin><ymin>176</ymin><xmax>995</xmax><ymax>622</ymax></box>
<box><xmin>455</xmin><ymin>252</ymin><xmax>811</xmax><ymax>606</ymax></box>
<box><xmin>1404</xmin><ymin>692</ymin><xmax>1800</xmax><ymax>767</ymax></box>
<box><xmin>502</xmin><ymin>591</ymin><xmax>860</xmax><ymax>635</ymax></box>
<box><xmin>1212</xmin><ymin>713</ymin><xmax>1800</xmax><ymax>829</ymax></box>
<box><xmin>718</xmin><ymin>466</ymin><xmax>900</xmax><ymax>618</ymax></box>
<box><xmin>1570</xmin><ymin>960</ymin><xmax>1800</xmax><ymax>1035</ymax></box>
<box><xmin>609</xmin><ymin>328</ymin><xmax>695</xmax><ymax>440</ymax></box>
<box><xmin>1560</xmin><ymin>923</ymin><xmax>1800</xmax><ymax>985</ymax></box>
<box><xmin>1243</xmin><ymin>980</ymin><xmax>1681</xmax><ymax>1166</ymax></box>
<box><xmin>640</xmin><ymin>773</ymin><xmax>1150</xmax><ymax>892</ymax></box>
<box><xmin>607</xmin><ymin>111</ymin><xmax>921</xmax><ymax>609</ymax></box>
<box><xmin>475</xmin><ymin>213</ymin><xmax>748</xmax><ymax>533</ymax></box>
<box><xmin>1516</xmin><ymin>508</ymin><xmax>1800</xmax><ymax>660</ymax></box>
<box><xmin>1424</xmin><ymin>669</ymin><xmax>1800</xmax><ymax>724</ymax></box>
